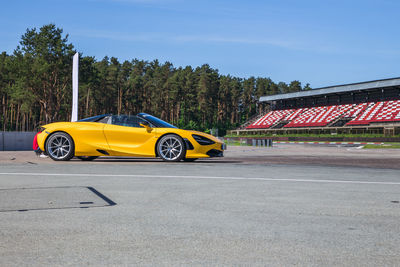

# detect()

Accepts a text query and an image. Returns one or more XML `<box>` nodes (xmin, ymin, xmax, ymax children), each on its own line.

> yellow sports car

<box><xmin>36</xmin><ymin>113</ymin><xmax>226</xmax><ymax>162</ymax></box>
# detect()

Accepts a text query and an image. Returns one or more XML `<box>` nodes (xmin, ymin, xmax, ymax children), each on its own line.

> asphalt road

<box><xmin>0</xmin><ymin>145</ymin><xmax>399</xmax><ymax>266</ymax></box>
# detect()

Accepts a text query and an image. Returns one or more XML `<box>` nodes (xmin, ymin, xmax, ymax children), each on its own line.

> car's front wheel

<box><xmin>46</xmin><ymin>132</ymin><xmax>75</xmax><ymax>161</ymax></box>
<box><xmin>157</xmin><ymin>134</ymin><xmax>186</xmax><ymax>162</ymax></box>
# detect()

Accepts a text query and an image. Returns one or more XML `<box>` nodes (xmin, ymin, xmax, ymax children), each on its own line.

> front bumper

<box><xmin>206</xmin><ymin>149</ymin><xmax>224</xmax><ymax>157</ymax></box>
<box><xmin>206</xmin><ymin>143</ymin><xmax>226</xmax><ymax>157</ymax></box>
<box><xmin>185</xmin><ymin>139</ymin><xmax>226</xmax><ymax>159</ymax></box>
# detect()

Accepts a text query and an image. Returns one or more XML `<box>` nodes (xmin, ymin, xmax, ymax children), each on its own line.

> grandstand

<box><xmin>237</xmin><ymin>77</ymin><xmax>400</xmax><ymax>136</ymax></box>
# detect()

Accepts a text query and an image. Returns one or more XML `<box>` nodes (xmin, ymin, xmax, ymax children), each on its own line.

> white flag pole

<box><xmin>71</xmin><ymin>52</ymin><xmax>79</xmax><ymax>122</ymax></box>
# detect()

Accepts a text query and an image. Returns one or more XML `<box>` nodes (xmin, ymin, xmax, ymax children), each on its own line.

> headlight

<box><xmin>192</xmin><ymin>134</ymin><xmax>215</xmax><ymax>145</ymax></box>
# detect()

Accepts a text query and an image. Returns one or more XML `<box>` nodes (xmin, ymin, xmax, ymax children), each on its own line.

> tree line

<box><xmin>0</xmin><ymin>24</ymin><xmax>311</xmax><ymax>133</ymax></box>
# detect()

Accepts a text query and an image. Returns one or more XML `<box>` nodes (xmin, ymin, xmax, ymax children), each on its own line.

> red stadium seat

<box><xmin>347</xmin><ymin>102</ymin><xmax>384</xmax><ymax>125</ymax></box>
<box><xmin>370</xmin><ymin>100</ymin><xmax>400</xmax><ymax>122</ymax></box>
<box><xmin>246</xmin><ymin>109</ymin><xmax>294</xmax><ymax>129</ymax></box>
<box><xmin>246</xmin><ymin>100</ymin><xmax>400</xmax><ymax>129</ymax></box>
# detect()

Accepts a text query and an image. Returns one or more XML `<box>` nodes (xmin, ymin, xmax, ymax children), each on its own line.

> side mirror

<box><xmin>140</xmin><ymin>121</ymin><xmax>152</xmax><ymax>131</ymax></box>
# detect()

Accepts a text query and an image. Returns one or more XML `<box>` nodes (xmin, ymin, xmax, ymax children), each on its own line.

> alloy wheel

<box><xmin>158</xmin><ymin>135</ymin><xmax>185</xmax><ymax>161</ymax></box>
<box><xmin>46</xmin><ymin>133</ymin><xmax>74</xmax><ymax>161</ymax></box>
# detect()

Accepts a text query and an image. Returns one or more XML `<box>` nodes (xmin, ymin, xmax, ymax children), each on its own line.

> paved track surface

<box><xmin>0</xmin><ymin>145</ymin><xmax>399</xmax><ymax>266</ymax></box>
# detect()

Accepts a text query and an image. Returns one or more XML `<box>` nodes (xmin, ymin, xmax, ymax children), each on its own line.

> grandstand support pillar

<box><xmin>384</xmin><ymin>127</ymin><xmax>394</xmax><ymax>136</ymax></box>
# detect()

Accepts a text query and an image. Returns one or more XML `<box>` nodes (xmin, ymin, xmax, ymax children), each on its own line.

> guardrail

<box><xmin>0</xmin><ymin>132</ymin><xmax>37</xmax><ymax>151</ymax></box>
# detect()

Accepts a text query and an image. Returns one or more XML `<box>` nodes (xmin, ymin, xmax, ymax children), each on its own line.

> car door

<box><xmin>71</xmin><ymin>122</ymin><xmax>110</xmax><ymax>155</ymax></box>
<box><xmin>103</xmin><ymin>115</ymin><xmax>157</xmax><ymax>156</ymax></box>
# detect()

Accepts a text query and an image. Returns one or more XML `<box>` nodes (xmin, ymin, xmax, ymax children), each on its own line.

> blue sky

<box><xmin>1</xmin><ymin>0</ymin><xmax>400</xmax><ymax>87</ymax></box>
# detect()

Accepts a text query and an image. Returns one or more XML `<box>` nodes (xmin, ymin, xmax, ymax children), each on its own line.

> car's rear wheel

<box><xmin>77</xmin><ymin>156</ymin><xmax>99</xmax><ymax>161</ymax></box>
<box><xmin>46</xmin><ymin>132</ymin><xmax>74</xmax><ymax>161</ymax></box>
<box><xmin>157</xmin><ymin>134</ymin><xmax>186</xmax><ymax>162</ymax></box>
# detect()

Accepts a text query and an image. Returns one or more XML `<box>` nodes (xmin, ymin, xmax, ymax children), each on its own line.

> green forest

<box><xmin>0</xmin><ymin>24</ymin><xmax>311</xmax><ymax>134</ymax></box>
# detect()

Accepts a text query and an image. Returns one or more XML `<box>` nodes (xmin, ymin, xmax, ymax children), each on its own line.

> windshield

<box><xmin>137</xmin><ymin>113</ymin><xmax>177</xmax><ymax>128</ymax></box>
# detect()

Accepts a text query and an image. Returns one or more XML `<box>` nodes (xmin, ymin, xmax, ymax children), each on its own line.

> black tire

<box><xmin>157</xmin><ymin>134</ymin><xmax>186</xmax><ymax>162</ymax></box>
<box><xmin>183</xmin><ymin>158</ymin><xmax>198</xmax><ymax>162</ymax></box>
<box><xmin>77</xmin><ymin>156</ymin><xmax>99</xmax><ymax>161</ymax></box>
<box><xmin>45</xmin><ymin>132</ymin><xmax>75</xmax><ymax>161</ymax></box>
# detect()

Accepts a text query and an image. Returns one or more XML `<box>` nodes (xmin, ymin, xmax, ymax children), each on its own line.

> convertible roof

<box><xmin>78</xmin><ymin>114</ymin><xmax>111</xmax><ymax>122</ymax></box>
<box><xmin>78</xmin><ymin>113</ymin><xmax>152</xmax><ymax>122</ymax></box>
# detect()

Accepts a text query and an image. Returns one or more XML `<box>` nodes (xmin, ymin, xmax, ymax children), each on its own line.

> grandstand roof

<box><xmin>259</xmin><ymin>77</ymin><xmax>400</xmax><ymax>102</ymax></box>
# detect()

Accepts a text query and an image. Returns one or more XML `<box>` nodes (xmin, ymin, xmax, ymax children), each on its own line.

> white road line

<box><xmin>0</xmin><ymin>172</ymin><xmax>399</xmax><ymax>185</ymax></box>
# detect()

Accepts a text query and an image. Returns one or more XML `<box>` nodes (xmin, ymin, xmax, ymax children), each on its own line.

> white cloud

<box><xmin>74</xmin><ymin>29</ymin><xmax>348</xmax><ymax>54</ymax></box>
<box><xmin>172</xmin><ymin>35</ymin><xmax>294</xmax><ymax>48</ymax></box>
<box><xmin>75</xmin><ymin>31</ymin><xmax>164</xmax><ymax>42</ymax></box>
